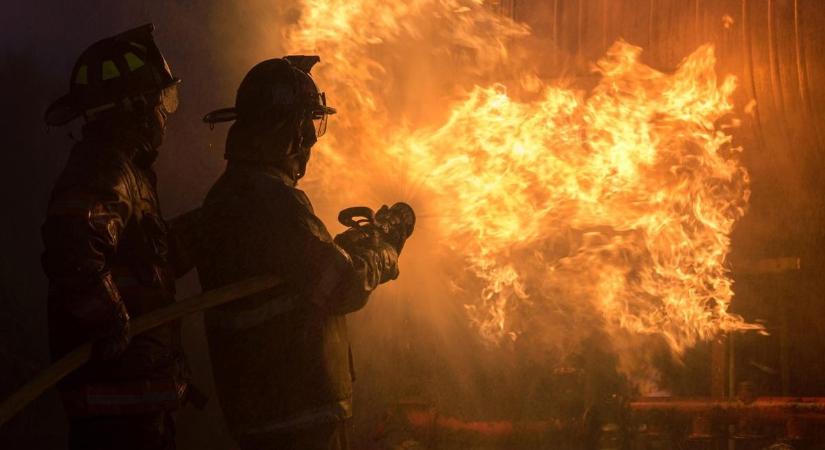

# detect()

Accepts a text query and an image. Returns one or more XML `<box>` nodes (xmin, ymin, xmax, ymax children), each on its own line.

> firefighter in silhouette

<box><xmin>197</xmin><ymin>56</ymin><xmax>414</xmax><ymax>450</ymax></box>
<box><xmin>42</xmin><ymin>24</ymin><xmax>194</xmax><ymax>450</ymax></box>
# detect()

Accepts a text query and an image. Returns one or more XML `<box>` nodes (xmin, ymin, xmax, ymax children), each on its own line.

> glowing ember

<box><xmin>284</xmin><ymin>0</ymin><xmax>761</xmax><ymax>372</ymax></box>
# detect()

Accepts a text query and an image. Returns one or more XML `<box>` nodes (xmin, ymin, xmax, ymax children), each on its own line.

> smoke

<box><xmin>228</xmin><ymin>0</ymin><xmax>757</xmax><ymax>405</ymax></box>
<box><xmin>4</xmin><ymin>1</ymin><xmax>825</xmax><ymax>449</ymax></box>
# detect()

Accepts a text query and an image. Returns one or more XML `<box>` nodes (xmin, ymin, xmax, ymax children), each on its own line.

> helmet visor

<box><xmin>314</xmin><ymin>113</ymin><xmax>328</xmax><ymax>137</ymax></box>
<box><xmin>160</xmin><ymin>84</ymin><xmax>179</xmax><ymax>114</ymax></box>
<box><xmin>310</xmin><ymin>92</ymin><xmax>335</xmax><ymax>137</ymax></box>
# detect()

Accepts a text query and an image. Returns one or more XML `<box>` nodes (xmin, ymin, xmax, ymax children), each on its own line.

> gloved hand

<box><xmin>374</xmin><ymin>203</ymin><xmax>415</xmax><ymax>254</ymax></box>
<box><xmin>336</xmin><ymin>202</ymin><xmax>415</xmax><ymax>254</ymax></box>
<box><xmin>335</xmin><ymin>202</ymin><xmax>413</xmax><ymax>287</ymax></box>
<box><xmin>333</xmin><ymin>225</ymin><xmax>377</xmax><ymax>253</ymax></box>
<box><xmin>366</xmin><ymin>239</ymin><xmax>400</xmax><ymax>284</ymax></box>
<box><xmin>334</xmin><ymin>230</ymin><xmax>400</xmax><ymax>285</ymax></box>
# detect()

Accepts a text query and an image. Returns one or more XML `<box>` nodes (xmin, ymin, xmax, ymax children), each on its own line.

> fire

<box><xmin>283</xmin><ymin>0</ymin><xmax>761</xmax><ymax>374</ymax></box>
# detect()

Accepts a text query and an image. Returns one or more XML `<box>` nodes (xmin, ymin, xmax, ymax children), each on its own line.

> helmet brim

<box><xmin>316</xmin><ymin>105</ymin><xmax>337</xmax><ymax>116</ymax></box>
<box><xmin>46</xmin><ymin>76</ymin><xmax>182</xmax><ymax>127</ymax></box>
<box><xmin>44</xmin><ymin>94</ymin><xmax>81</xmax><ymax>126</ymax></box>
<box><xmin>204</xmin><ymin>99</ymin><xmax>335</xmax><ymax>125</ymax></box>
<box><xmin>203</xmin><ymin>107</ymin><xmax>239</xmax><ymax>124</ymax></box>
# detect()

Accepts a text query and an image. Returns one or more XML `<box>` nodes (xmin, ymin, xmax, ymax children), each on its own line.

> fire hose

<box><xmin>0</xmin><ymin>201</ymin><xmax>414</xmax><ymax>428</ymax></box>
<box><xmin>0</xmin><ymin>274</ymin><xmax>281</xmax><ymax>427</ymax></box>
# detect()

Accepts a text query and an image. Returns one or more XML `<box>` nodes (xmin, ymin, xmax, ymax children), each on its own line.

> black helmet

<box><xmin>203</xmin><ymin>55</ymin><xmax>336</xmax><ymax>137</ymax></box>
<box><xmin>45</xmin><ymin>23</ymin><xmax>180</xmax><ymax>126</ymax></box>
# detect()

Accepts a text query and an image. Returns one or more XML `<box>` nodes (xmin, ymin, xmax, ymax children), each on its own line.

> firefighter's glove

<box><xmin>372</xmin><ymin>239</ymin><xmax>401</xmax><ymax>283</ymax></box>
<box><xmin>334</xmin><ymin>231</ymin><xmax>400</xmax><ymax>284</ymax></box>
<box><xmin>337</xmin><ymin>202</ymin><xmax>415</xmax><ymax>255</ymax></box>
<box><xmin>374</xmin><ymin>203</ymin><xmax>415</xmax><ymax>254</ymax></box>
<box><xmin>333</xmin><ymin>225</ymin><xmax>374</xmax><ymax>253</ymax></box>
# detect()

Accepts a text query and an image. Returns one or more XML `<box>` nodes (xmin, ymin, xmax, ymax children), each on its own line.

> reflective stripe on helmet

<box><xmin>124</xmin><ymin>51</ymin><xmax>145</xmax><ymax>71</ymax></box>
<box><xmin>74</xmin><ymin>65</ymin><xmax>88</xmax><ymax>85</ymax></box>
<box><xmin>101</xmin><ymin>60</ymin><xmax>121</xmax><ymax>80</ymax></box>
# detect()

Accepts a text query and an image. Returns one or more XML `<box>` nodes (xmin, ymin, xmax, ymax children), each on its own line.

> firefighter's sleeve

<box><xmin>282</xmin><ymin>201</ymin><xmax>399</xmax><ymax>315</ymax></box>
<box><xmin>41</xmin><ymin>179</ymin><xmax>132</xmax><ymax>336</ymax></box>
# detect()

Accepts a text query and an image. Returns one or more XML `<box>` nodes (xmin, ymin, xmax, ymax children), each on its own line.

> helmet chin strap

<box><xmin>261</xmin><ymin>117</ymin><xmax>306</xmax><ymax>184</ymax></box>
<box><xmin>288</xmin><ymin>114</ymin><xmax>314</xmax><ymax>182</ymax></box>
<box><xmin>131</xmin><ymin>108</ymin><xmax>164</xmax><ymax>168</ymax></box>
<box><xmin>295</xmin><ymin>147</ymin><xmax>311</xmax><ymax>181</ymax></box>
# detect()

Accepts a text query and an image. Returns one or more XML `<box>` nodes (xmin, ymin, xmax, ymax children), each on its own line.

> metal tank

<box><xmin>505</xmin><ymin>1</ymin><xmax>825</xmax><ymax>446</ymax></box>
<box><xmin>512</xmin><ymin>0</ymin><xmax>825</xmax><ymax>244</ymax></box>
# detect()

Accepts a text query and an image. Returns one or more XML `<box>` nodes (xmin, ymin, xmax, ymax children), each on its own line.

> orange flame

<box><xmin>283</xmin><ymin>0</ymin><xmax>761</xmax><ymax>378</ymax></box>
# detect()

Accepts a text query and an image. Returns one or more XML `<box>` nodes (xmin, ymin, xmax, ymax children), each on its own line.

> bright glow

<box><xmin>283</xmin><ymin>0</ymin><xmax>761</xmax><ymax>382</ymax></box>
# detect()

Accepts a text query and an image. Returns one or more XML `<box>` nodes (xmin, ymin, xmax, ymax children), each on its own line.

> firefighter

<box><xmin>197</xmin><ymin>56</ymin><xmax>413</xmax><ymax>450</ymax></box>
<box><xmin>42</xmin><ymin>24</ymin><xmax>193</xmax><ymax>450</ymax></box>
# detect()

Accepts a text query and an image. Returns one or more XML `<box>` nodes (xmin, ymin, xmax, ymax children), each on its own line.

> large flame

<box><xmin>283</xmin><ymin>0</ymin><xmax>761</xmax><ymax>380</ymax></box>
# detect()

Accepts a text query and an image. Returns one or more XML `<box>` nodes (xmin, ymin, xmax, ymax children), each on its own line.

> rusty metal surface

<box><xmin>516</xmin><ymin>0</ymin><xmax>825</xmax><ymax>246</ymax></box>
<box><xmin>511</xmin><ymin>0</ymin><xmax>825</xmax><ymax>403</ymax></box>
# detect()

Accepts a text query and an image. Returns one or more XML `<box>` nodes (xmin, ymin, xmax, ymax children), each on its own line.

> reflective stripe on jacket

<box><xmin>43</xmin><ymin>134</ymin><xmax>190</xmax><ymax>416</ymax></box>
<box><xmin>60</xmin><ymin>379</ymin><xmax>186</xmax><ymax>417</ymax></box>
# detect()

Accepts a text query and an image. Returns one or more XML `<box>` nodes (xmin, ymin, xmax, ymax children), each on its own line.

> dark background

<box><xmin>3</xmin><ymin>1</ymin><xmax>825</xmax><ymax>449</ymax></box>
<box><xmin>0</xmin><ymin>1</ymin><xmax>258</xmax><ymax>448</ymax></box>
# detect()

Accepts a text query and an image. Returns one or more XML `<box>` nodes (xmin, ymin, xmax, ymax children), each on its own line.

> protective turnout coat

<box><xmin>196</xmin><ymin>162</ymin><xmax>396</xmax><ymax>439</ymax></box>
<box><xmin>42</xmin><ymin>133</ymin><xmax>192</xmax><ymax>417</ymax></box>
